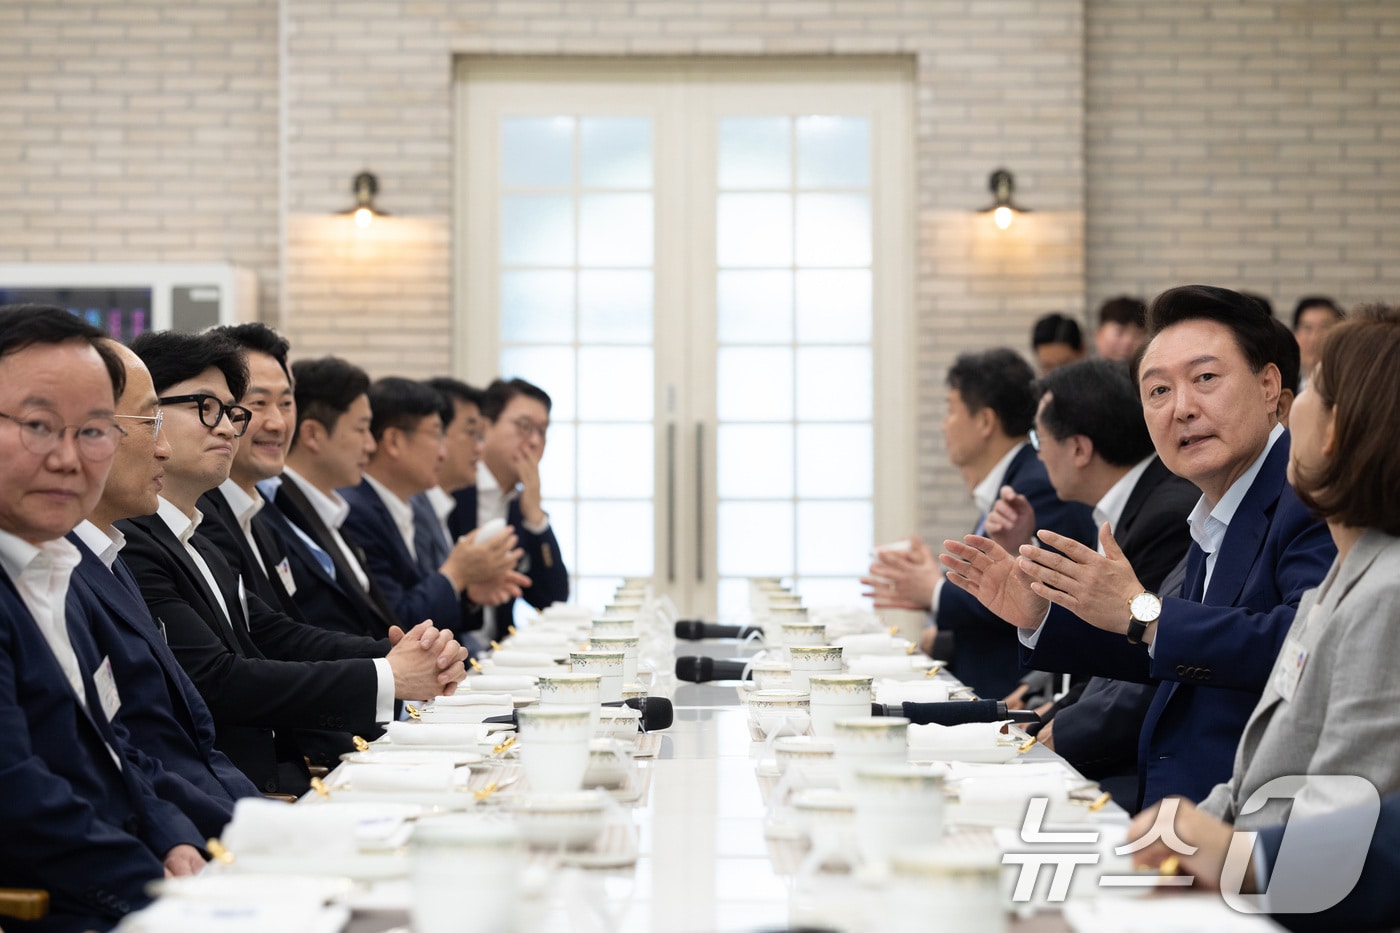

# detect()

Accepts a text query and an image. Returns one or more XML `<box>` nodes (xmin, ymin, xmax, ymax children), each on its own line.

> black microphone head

<box><xmin>675</xmin><ymin>620</ymin><xmax>705</xmax><ymax>640</ymax></box>
<box><xmin>624</xmin><ymin>696</ymin><xmax>674</xmax><ymax>731</ymax></box>
<box><xmin>674</xmin><ymin>656</ymin><xmax>714</xmax><ymax>683</ymax></box>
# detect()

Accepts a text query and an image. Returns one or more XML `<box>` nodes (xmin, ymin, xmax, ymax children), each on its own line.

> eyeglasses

<box><xmin>511</xmin><ymin>416</ymin><xmax>548</xmax><ymax>441</ymax></box>
<box><xmin>1028</xmin><ymin>428</ymin><xmax>1040</xmax><ymax>452</ymax></box>
<box><xmin>0</xmin><ymin>409</ymin><xmax>127</xmax><ymax>461</ymax></box>
<box><xmin>159</xmin><ymin>394</ymin><xmax>253</xmax><ymax>437</ymax></box>
<box><xmin>115</xmin><ymin>408</ymin><xmax>164</xmax><ymax>440</ymax></box>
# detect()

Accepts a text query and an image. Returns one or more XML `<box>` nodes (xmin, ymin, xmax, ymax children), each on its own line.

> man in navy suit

<box><xmin>264</xmin><ymin>355</ymin><xmax>403</xmax><ymax>638</ymax></box>
<box><xmin>341</xmin><ymin>377</ymin><xmax>527</xmax><ymax>639</ymax></box>
<box><xmin>70</xmin><ymin>339</ymin><xmax>257</xmax><ymax>838</ymax></box>
<box><xmin>410</xmin><ymin>377</ymin><xmax>485</xmax><ymax>579</ymax></box>
<box><xmin>0</xmin><ymin>306</ymin><xmax>205</xmax><ymax>931</ymax></box>
<box><xmin>980</xmin><ymin>358</ymin><xmax>1199</xmax><ymax>805</ymax></box>
<box><xmin>460</xmin><ymin>378</ymin><xmax>572</xmax><ymax>642</ymax></box>
<box><xmin>864</xmin><ymin>348</ymin><xmax>1097</xmax><ymax>699</ymax></box>
<box><xmin>942</xmin><ymin>286</ymin><xmax>1335</xmax><ymax>810</ymax></box>
<box><xmin>116</xmin><ymin>331</ymin><xmax>470</xmax><ymax>794</ymax></box>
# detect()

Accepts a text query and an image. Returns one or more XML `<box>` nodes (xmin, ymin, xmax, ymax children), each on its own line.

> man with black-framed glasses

<box><xmin>114</xmin><ymin>330</ymin><xmax>470</xmax><ymax>795</ymax></box>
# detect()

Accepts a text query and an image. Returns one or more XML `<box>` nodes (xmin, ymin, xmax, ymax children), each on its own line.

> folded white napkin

<box><xmin>875</xmin><ymin>679</ymin><xmax>954</xmax><ymax>704</ymax></box>
<box><xmin>957</xmin><ymin>775</ymin><xmax>1067</xmax><ymax>804</ymax></box>
<box><xmin>907</xmin><ymin>721</ymin><xmax>1012</xmax><ymax>749</ymax></box>
<box><xmin>420</xmin><ymin>704</ymin><xmax>512</xmax><ymax>724</ymax></box>
<box><xmin>341</xmin><ymin>762</ymin><xmax>454</xmax><ymax>792</ymax></box>
<box><xmin>490</xmin><ymin>651</ymin><xmax>563</xmax><ymax>667</ymax></box>
<box><xmin>384</xmin><ymin>721</ymin><xmax>487</xmax><ymax>746</ymax></box>
<box><xmin>221</xmin><ymin>798</ymin><xmax>360</xmax><ymax>856</ymax></box>
<box><xmin>846</xmin><ymin>655</ymin><xmax>927</xmax><ymax>677</ymax></box>
<box><xmin>466</xmin><ymin>674</ymin><xmax>537</xmax><ymax>692</ymax></box>
<box><xmin>432</xmin><ymin>692</ymin><xmax>514</xmax><ymax>707</ymax></box>
<box><xmin>833</xmin><ymin>633</ymin><xmax>902</xmax><ymax>656</ymax></box>
<box><xmin>120</xmin><ymin>898</ymin><xmax>350</xmax><ymax>933</ymax></box>
<box><xmin>541</xmin><ymin>605</ymin><xmax>598</xmax><ymax>621</ymax></box>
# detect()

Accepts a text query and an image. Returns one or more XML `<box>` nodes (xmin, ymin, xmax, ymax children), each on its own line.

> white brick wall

<box><xmin>4</xmin><ymin>0</ymin><xmax>1398</xmax><ymax>546</ymax></box>
<box><xmin>0</xmin><ymin>0</ymin><xmax>281</xmax><ymax>316</ymax></box>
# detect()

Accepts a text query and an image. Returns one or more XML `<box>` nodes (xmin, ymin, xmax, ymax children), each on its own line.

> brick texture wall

<box><xmin>4</xmin><ymin>0</ymin><xmax>1399</xmax><ymax>547</ymax></box>
<box><xmin>0</xmin><ymin>0</ymin><xmax>281</xmax><ymax>317</ymax></box>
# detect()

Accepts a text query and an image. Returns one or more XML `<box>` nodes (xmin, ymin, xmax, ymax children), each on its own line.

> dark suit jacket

<box><xmin>1024</xmin><ymin>433</ymin><xmax>1336</xmax><ymax>810</ymax></box>
<box><xmin>265</xmin><ymin>478</ymin><xmax>401</xmax><ymax>638</ymax></box>
<box><xmin>448</xmin><ymin>485</ymin><xmax>571</xmax><ymax>633</ymax></box>
<box><xmin>937</xmin><ymin>443</ymin><xmax>1097</xmax><ymax>699</ymax></box>
<box><xmin>0</xmin><ymin>564</ymin><xmax>202</xmax><ymax>929</ymax></box>
<box><xmin>67</xmin><ymin>534</ymin><xmax>256</xmax><ymax>837</ymax></box>
<box><xmin>117</xmin><ymin>510</ymin><xmax>388</xmax><ymax>794</ymax></box>
<box><xmin>1045</xmin><ymin>457</ymin><xmax>1199</xmax><ymax>799</ymax></box>
<box><xmin>196</xmin><ymin>487</ymin><xmax>303</xmax><ymax>623</ymax></box>
<box><xmin>1259</xmin><ymin>791</ymin><xmax>1400</xmax><ymax>932</ymax></box>
<box><xmin>340</xmin><ymin>478</ymin><xmax>461</xmax><ymax>630</ymax></box>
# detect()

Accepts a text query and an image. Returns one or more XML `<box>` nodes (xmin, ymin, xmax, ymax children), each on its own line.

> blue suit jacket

<box><xmin>1024</xmin><ymin>433</ymin><xmax>1336</xmax><ymax>810</ymax></box>
<box><xmin>937</xmin><ymin>443</ymin><xmax>1097</xmax><ymax>699</ymax></box>
<box><xmin>0</xmin><ymin>564</ymin><xmax>202</xmax><ymax>930</ymax></box>
<box><xmin>340</xmin><ymin>479</ymin><xmax>461</xmax><ymax>630</ymax></box>
<box><xmin>1258</xmin><ymin>792</ymin><xmax>1400</xmax><ymax>932</ymax></box>
<box><xmin>448</xmin><ymin>486</ymin><xmax>571</xmax><ymax>633</ymax></box>
<box><xmin>67</xmin><ymin>533</ymin><xmax>257</xmax><ymax>836</ymax></box>
<box><xmin>263</xmin><ymin>479</ymin><xmax>401</xmax><ymax>639</ymax></box>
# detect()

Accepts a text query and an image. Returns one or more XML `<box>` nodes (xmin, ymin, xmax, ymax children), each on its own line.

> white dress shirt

<box><xmin>156</xmin><ymin>496</ymin><xmax>233</xmax><ymax>629</ymax></box>
<box><xmin>281</xmin><ymin>467</ymin><xmax>371</xmax><ymax>592</ymax></box>
<box><xmin>1091</xmin><ymin>456</ymin><xmax>1156</xmax><ymax>555</ymax></box>
<box><xmin>217</xmin><ymin>478</ymin><xmax>267</xmax><ymax>576</ymax></box>
<box><xmin>426</xmin><ymin>486</ymin><xmax>456</xmax><ymax>543</ymax></box>
<box><xmin>0</xmin><ymin>528</ymin><xmax>90</xmax><ymax>706</ymax></box>
<box><xmin>1185</xmin><ymin>423</ymin><xmax>1285</xmax><ymax>597</ymax></box>
<box><xmin>363</xmin><ymin>473</ymin><xmax>417</xmax><ymax>561</ymax></box>
<box><xmin>73</xmin><ymin>519</ymin><xmax>125</xmax><ymax>571</ymax></box>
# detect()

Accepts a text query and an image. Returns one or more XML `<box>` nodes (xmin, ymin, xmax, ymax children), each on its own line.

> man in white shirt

<box><xmin>341</xmin><ymin>377</ymin><xmax>526</xmax><ymax>641</ymax></box>
<box><xmin>0</xmin><ymin>304</ymin><xmax>205</xmax><ymax>928</ymax></box>
<box><xmin>862</xmin><ymin>348</ymin><xmax>1097</xmax><ymax>698</ymax></box>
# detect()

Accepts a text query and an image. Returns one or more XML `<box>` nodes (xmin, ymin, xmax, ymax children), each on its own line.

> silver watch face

<box><xmin>1130</xmin><ymin>592</ymin><xmax>1162</xmax><ymax>622</ymax></box>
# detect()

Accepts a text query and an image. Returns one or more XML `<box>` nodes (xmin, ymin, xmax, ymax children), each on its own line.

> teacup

<box><xmin>537</xmin><ymin>673</ymin><xmax>602</xmax><ymax>731</ymax></box>
<box><xmin>788</xmin><ymin>645</ymin><xmax>843</xmax><ymax>692</ymax></box>
<box><xmin>853</xmin><ymin>763</ymin><xmax>946</xmax><ymax>867</ymax></box>
<box><xmin>411</xmin><ymin>816</ymin><xmax>523</xmax><ymax>933</ymax></box>
<box><xmin>890</xmin><ymin>845</ymin><xmax>1004</xmax><ymax>933</ymax></box>
<box><xmin>780</xmin><ymin>620</ymin><xmax>826</xmax><ymax>648</ymax></box>
<box><xmin>773</xmin><ymin>736</ymin><xmax>837</xmax><ymax>776</ymax></box>
<box><xmin>516</xmin><ymin>706</ymin><xmax>593</xmax><ymax>793</ymax></box>
<box><xmin>791</xmin><ymin>788</ymin><xmax>856</xmax><ymax>851</ymax></box>
<box><xmin>583</xmin><ymin>738</ymin><xmax>632</xmax><ymax>788</ymax></box>
<box><xmin>508</xmin><ymin>791</ymin><xmax>609</xmax><ymax>850</ymax></box>
<box><xmin>569</xmin><ymin>651</ymin><xmax>625</xmax><ymax>703</ymax></box>
<box><xmin>591</xmin><ymin>618</ymin><xmax>638</xmax><ymax>639</ymax></box>
<box><xmin>747</xmin><ymin>689</ymin><xmax>811</xmax><ymax>738</ymax></box>
<box><xmin>595</xmin><ymin>705</ymin><xmax>641</xmax><ymax>739</ymax></box>
<box><xmin>807</xmin><ymin>674</ymin><xmax>874</xmax><ymax>738</ymax></box>
<box><xmin>587</xmin><ymin>635</ymin><xmax>639</xmax><ymax>684</ymax></box>
<box><xmin>832</xmin><ymin>716</ymin><xmax>909</xmax><ymax>790</ymax></box>
<box><xmin>621</xmin><ymin>682</ymin><xmax>648</xmax><ymax>703</ymax></box>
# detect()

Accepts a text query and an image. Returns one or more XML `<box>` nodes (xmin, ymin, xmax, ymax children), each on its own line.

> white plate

<box><xmin>310</xmin><ymin>789</ymin><xmax>487</xmax><ymax>811</ymax></box>
<box><xmin>148</xmin><ymin>873</ymin><xmax>354</xmax><ymax>902</ymax></box>
<box><xmin>230</xmin><ymin>853</ymin><xmax>409</xmax><ymax>880</ymax></box>
<box><xmin>340</xmin><ymin>749</ymin><xmax>483</xmax><ymax>766</ymax></box>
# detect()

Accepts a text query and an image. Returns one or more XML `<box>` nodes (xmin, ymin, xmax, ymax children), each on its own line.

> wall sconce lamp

<box><xmin>981</xmin><ymin>168</ymin><xmax>1030</xmax><ymax>230</ymax></box>
<box><xmin>341</xmin><ymin>171</ymin><xmax>388</xmax><ymax>228</ymax></box>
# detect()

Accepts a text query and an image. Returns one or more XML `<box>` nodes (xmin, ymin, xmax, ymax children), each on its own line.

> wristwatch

<box><xmin>1126</xmin><ymin>591</ymin><xmax>1162</xmax><ymax>645</ymax></box>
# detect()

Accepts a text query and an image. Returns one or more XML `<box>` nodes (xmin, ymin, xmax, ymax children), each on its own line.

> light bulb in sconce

<box><xmin>980</xmin><ymin>168</ymin><xmax>1030</xmax><ymax>230</ymax></box>
<box><xmin>339</xmin><ymin>171</ymin><xmax>389</xmax><ymax>228</ymax></box>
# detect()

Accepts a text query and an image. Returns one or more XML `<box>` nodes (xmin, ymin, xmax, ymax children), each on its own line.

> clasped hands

<box><xmin>386</xmin><ymin>620</ymin><xmax>469</xmax><ymax>697</ymax></box>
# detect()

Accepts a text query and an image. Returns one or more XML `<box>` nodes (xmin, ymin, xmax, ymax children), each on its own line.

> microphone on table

<box><xmin>482</xmin><ymin>696</ymin><xmax>674</xmax><ymax>732</ymax></box>
<box><xmin>675</xmin><ymin>656</ymin><xmax>751</xmax><ymax>683</ymax></box>
<box><xmin>869</xmin><ymin>699</ymin><xmax>1041</xmax><ymax>726</ymax></box>
<box><xmin>674</xmin><ymin>620</ymin><xmax>765</xmax><ymax>641</ymax></box>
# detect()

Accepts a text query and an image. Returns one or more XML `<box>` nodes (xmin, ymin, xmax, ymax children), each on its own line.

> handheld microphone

<box><xmin>869</xmin><ymin>699</ymin><xmax>1040</xmax><ymax>726</ymax></box>
<box><xmin>674</xmin><ymin>620</ymin><xmax>765</xmax><ymax>641</ymax></box>
<box><xmin>482</xmin><ymin>696</ymin><xmax>675</xmax><ymax>732</ymax></box>
<box><xmin>675</xmin><ymin>656</ymin><xmax>751</xmax><ymax>683</ymax></box>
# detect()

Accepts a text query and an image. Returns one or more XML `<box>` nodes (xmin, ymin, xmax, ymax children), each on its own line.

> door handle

<box><xmin>666</xmin><ymin>422</ymin><xmax>676</xmax><ymax>584</ymax></box>
<box><xmin>695</xmin><ymin>421</ymin><xmax>704</xmax><ymax>583</ymax></box>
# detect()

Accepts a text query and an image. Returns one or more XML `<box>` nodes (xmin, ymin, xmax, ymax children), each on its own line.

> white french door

<box><xmin>456</xmin><ymin>60</ymin><xmax>913</xmax><ymax>619</ymax></box>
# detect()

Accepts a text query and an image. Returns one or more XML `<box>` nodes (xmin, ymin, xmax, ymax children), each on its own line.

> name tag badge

<box><xmin>1273</xmin><ymin>636</ymin><xmax>1308</xmax><ymax>704</ymax></box>
<box><xmin>275</xmin><ymin>557</ymin><xmax>297</xmax><ymax>597</ymax></box>
<box><xmin>94</xmin><ymin>655</ymin><xmax>121</xmax><ymax>721</ymax></box>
